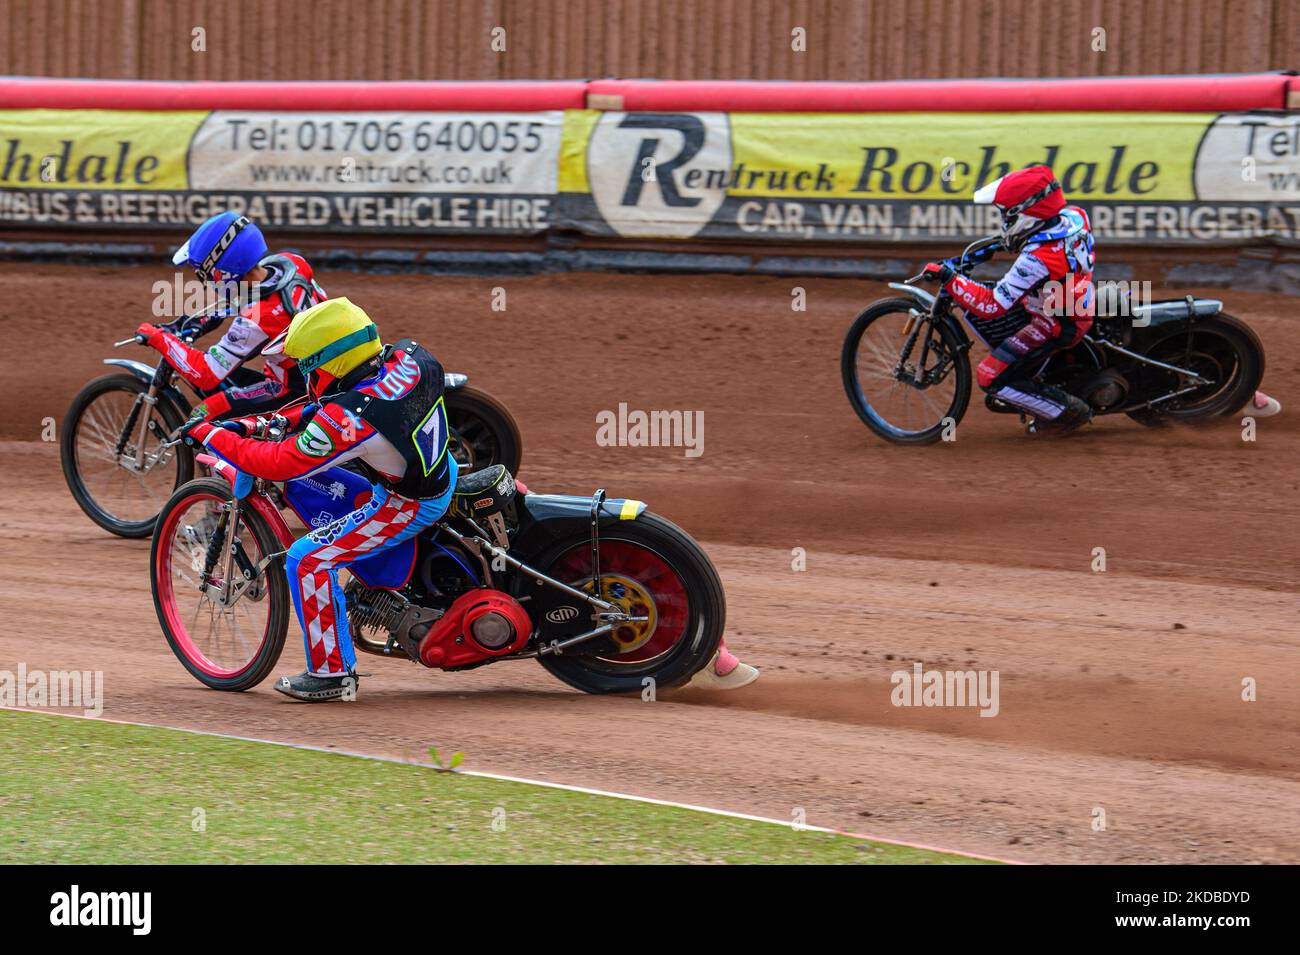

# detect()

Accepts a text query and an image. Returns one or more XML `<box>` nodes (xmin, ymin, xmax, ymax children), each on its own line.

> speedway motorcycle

<box><xmin>148</xmin><ymin>441</ymin><xmax>725</xmax><ymax>695</ymax></box>
<box><xmin>840</xmin><ymin>234</ymin><xmax>1265</xmax><ymax>445</ymax></box>
<box><xmin>60</xmin><ymin>310</ymin><xmax>523</xmax><ymax>537</ymax></box>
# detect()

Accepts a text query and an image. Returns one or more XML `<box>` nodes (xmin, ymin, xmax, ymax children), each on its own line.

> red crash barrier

<box><xmin>586</xmin><ymin>73</ymin><xmax>1296</xmax><ymax>112</ymax></box>
<box><xmin>0</xmin><ymin>73</ymin><xmax>1291</xmax><ymax>113</ymax></box>
<box><xmin>0</xmin><ymin>78</ymin><xmax>588</xmax><ymax>111</ymax></box>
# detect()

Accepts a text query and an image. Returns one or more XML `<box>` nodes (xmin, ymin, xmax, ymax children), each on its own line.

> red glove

<box><xmin>218</xmin><ymin>417</ymin><xmax>262</xmax><ymax>438</ymax></box>
<box><xmin>181</xmin><ymin>419</ymin><xmax>215</xmax><ymax>448</ymax></box>
<box><xmin>136</xmin><ymin>323</ymin><xmax>169</xmax><ymax>349</ymax></box>
<box><xmin>919</xmin><ymin>262</ymin><xmax>955</xmax><ymax>284</ymax></box>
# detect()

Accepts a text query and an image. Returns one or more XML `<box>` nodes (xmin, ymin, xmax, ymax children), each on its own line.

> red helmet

<box><xmin>973</xmin><ymin>165</ymin><xmax>1066</xmax><ymax>250</ymax></box>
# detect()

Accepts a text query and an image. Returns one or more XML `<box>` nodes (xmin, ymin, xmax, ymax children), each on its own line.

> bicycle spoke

<box><xmin>850</xmin><ymin>310</ymin><xmax>959</xmax><ymax>438</ymax></box>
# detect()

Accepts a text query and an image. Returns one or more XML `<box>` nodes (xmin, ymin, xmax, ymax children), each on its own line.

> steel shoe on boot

<box><xmin>1027</xmin><ymin>394</ymin><xmax>1092</xmax><ymax>436</ymax></box>
<box><xmin>687</xmin><ymin>644</ymin><xmax>760</xmax><ymax>690</ymax></box>
<box><xmin>1246</xmin><ymin>391</ymin><xmax>1281</xmax><ymax>418</ymax></box>
<box><xmin>274</xmin><ymin>669</ymin><xmax>358</xmax><ymax>702</ymax></box>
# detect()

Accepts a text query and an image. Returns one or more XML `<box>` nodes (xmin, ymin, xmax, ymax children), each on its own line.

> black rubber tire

<box><xmin>841</xmin><ymin>298</ymin><xmax>972</xmax><ymax>445</ymax></box>
<box><xmin>1125</xmin><ymin>314</ymin><xmax>1265</xmax><ymax>426</ymax></box>
<box><xmin>535</xmin><ymin>513</ymin><xmax>725</xmax><ymax>694</ymax></box>
<box><xmin>150</xmin><ymin>478</ymin><xmax>289</xmax><ymax>691</ymax></box>
<box><xmin>60</xmin><ymin>373</ymin><xmax>193</xmax><ymax>538</ymax></box>
<box><xmin>445</xmin><ymin>386</ymin><xmax>524</xmax><ymax>475</ymax></box>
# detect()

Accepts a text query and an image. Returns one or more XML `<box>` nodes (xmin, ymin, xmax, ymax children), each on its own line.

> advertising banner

<box><xmin>1</xmin><ymin>105</ymin><xmax>1297</xmax><ymax>243</ymax></box>
<box><xmin>0</xmin><ymin>109</ymin><xmax>565</xmax><ymax>235</ymax></box>
<box><xmin>557</xmin><ymin>110</ymin><xmax>1300</xmax><ymax>244</ymax></box>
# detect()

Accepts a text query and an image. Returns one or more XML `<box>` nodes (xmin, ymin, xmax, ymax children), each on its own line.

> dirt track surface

<box><xmin>2</xmin><ymin>261</ymin><xmax>1297</xmax><ymax>863</ymax></box>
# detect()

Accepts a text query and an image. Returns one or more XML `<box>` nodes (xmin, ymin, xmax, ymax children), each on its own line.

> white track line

<box><xmin>0</xmin><ymin>706</ymin><xmax>1021</xmax><ymax>864</ymax></box>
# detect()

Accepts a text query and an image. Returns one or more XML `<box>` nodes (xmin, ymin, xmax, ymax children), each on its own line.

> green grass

<box><xmin>0</xmin><ymin>711</ymin><xmax>990</xmax><ymax>864</ymax></box>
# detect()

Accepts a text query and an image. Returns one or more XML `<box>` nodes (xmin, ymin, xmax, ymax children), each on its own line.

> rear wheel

<box><xmin>61</xmin><ymin>374</ymin><xmax>192</xmax><ymax>537</ymax></box>
<box><xmin>151</xmin><ymin>478</ymin><xmax>289</xmax><ymax>691</ymax></box>
<box><xmin>446</xmin><ymin>386</ymin><xmax>523</xmax><ymax>475</ymax></box>
<box><xmin>1125</xmin><ymin>315</ymin><xmax>1264</xmax><ymax>425</ymax></box>
<box><xmin>841</xmin><ymin>298</ymin><xmax>971</xmax><ymax>445</ymax></box>
<box><xmin>534</xmin><ymin>514</ymin><xmax>725</xmax><ymax>694</ymax></box>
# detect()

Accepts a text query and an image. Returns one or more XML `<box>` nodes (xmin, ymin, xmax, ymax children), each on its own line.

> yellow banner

<box><xmin>558</xmin><ymin>109</ymin><xmax>1212</xmax><ymax>202</ymax></box>
<box><xmin>727</xmin><ymin>112</ymin><xmax>1210</xmax><ymax>201</ymax></box>
<box><xmin>0</xmin><ymin>109</ymin><xmax>205</xmax><ymax>190</ymax></box>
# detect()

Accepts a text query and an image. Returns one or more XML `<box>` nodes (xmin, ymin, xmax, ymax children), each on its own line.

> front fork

<box><xmin>116</xmin><ymin>364</ymin><xmax>174</xmax><ymax>473</ymax></box>
<box><xmin>199</xmin><ymin>497</ymin><xmax>257</xmax><ymax>607</ymax></box>
<box><xmin>114</xmin><ymin>386</ymin><xmax>161</xmax><ymax>472</ymax></box>
<box><xmin>896</xmin><ymin>311</ymin><xmax>940</xmax><ymax>387</ymax></box>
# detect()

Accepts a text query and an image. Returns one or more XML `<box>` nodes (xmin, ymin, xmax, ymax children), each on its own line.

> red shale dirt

<box><xmin>1</xmin><ymin>260</ymin><xmax>1297</xmax><ymax>863</ymax></box>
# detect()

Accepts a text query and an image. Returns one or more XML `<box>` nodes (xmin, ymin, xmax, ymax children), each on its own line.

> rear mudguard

<box><xmin>103</xmin><ymin>358</ymin><xmax>192</xmax><ymax>416</ymax></box>
<box><xmin>197</xmin><ymin>454</ymin><xmax>296</xmax><ymax>550</ymax></box>
<box><xmin>1125</xmin><ymin>298</ymin><xmax>1223</xmax><ymax>345</ymax></box>
<box><xmin>510</xmin><ymin>492</ymin><xmax>647</xmax><ymax>556</ymax></box>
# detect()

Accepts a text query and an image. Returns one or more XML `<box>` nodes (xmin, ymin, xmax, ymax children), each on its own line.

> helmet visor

<box><xmin>262</xmin><ymin>331</ymin><xmax>288</xmax><ymax>357</ymax></box>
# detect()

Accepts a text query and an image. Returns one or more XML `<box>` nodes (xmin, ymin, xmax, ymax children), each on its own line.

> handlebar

<box><xmin>116</xmin><ymin>306</ymin><xmax>235</xmax><ymax>348</ymax></box>
<box><xmin>901</xmin><ymin>233</ymin><xmax>1003</xmax><ymax>286</ymax></box>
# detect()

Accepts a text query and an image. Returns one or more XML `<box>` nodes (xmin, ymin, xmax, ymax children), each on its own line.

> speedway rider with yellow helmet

<box><xmin>182</xmin><ymin>298</ymin><xmax>458</xmax><ymax>702</ymax></box>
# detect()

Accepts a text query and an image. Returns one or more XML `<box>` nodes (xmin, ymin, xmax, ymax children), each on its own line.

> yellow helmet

<box><xmin>281</xmin><ymin>297</ymin><xmax>383</xmax><ymax>380</ymax></box>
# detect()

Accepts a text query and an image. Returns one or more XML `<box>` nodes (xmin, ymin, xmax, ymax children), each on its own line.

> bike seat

<box><xmin>456</xmin><ymin>464</ymin><xmax>508</xmax><ymax>494</ymax></box>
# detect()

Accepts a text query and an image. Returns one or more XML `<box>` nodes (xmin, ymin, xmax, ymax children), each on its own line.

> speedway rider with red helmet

<box><xmin>922</xmin><ymin>165</ymin><xmax>1095</xmax><ymax>434</ymax></box>
<box><xmin>183</xmin><ymin>298</ymin><xmax>459</xmax><ymax>702</ymax></box>
<box><xmin>137</xmin><ymin>211</ymin><xmax>327</xmax><ymax>423</ymax></box>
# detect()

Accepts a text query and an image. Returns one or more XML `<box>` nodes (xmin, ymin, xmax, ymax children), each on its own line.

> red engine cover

<box><xmin>417</xmin><ymin>589</ymin><xmax>532</xmax><ymax>669</ymax></box>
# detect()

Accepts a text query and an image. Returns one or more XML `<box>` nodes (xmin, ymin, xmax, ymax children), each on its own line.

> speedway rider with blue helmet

<box><xmin>138</xmin><ymin>211</ymin><xmax>327</xmax><ymax>423</ymax></box>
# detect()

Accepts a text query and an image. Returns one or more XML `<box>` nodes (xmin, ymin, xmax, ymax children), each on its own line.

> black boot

<box><xmin>1027</xmin><ymin>394</ymin><xmax>1092</xmax><ymax>436</ymax></box>
<box><xmin>274</xmin><ymin>669</ymin><xmax>358</xmax><ymax>702</ymax></box>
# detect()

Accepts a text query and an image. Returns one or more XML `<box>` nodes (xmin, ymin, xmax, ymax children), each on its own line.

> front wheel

<box><xmin>151</xmin><ymin>478</ymin><xmax>289</xmax><ymax>691</ymax></box>
<box><xmin>841</xmin><ymin>298</ymin><xmax>972</xmax><ymax>445</ymax></box>
<box><xmin>445</xmin><ymin>386</ymin><xmax>523</xmax><ymax>475</ymax></box>
<box><xmin>61</xmin><ymin>373</ymin><xmax>193</xmax><ymax>537</ymax></box>
<box><xmin>534</xmin><ymin>513</ymin><xmax>725</xmax><ymax>694</ymax></box>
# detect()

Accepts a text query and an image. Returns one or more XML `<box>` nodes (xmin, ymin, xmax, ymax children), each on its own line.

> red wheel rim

<box><xmin>549</xmin><ymin>540</ymin><xmax>690</xmax><ymax>665</ymax></box>
<box><xmin>156</xmin><ymin>490</ymin><xmax>273</xmax><ymax>679</ymax></box>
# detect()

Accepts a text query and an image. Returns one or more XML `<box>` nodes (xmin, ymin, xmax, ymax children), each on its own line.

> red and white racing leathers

<box><xmin>146</xmin><ymin>253</ymin><xmax>326</xmax><ymax>421</ymax></box>
<box><xmin>943</xmin><ymin>207</ymin><xmax>1096</xmax><ymax>420</ymax></box>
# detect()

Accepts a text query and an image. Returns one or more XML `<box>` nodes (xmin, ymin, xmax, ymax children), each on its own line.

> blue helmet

<box><xmin>172</xmin><ymin>212</ymin><xmax>267</xmax><ymax>281</ymax></box>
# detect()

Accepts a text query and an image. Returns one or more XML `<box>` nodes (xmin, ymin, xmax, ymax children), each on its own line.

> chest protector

<box><xmin>1024</xmin><ymin>207</ymin><xmax>1095</xmax><ymax>277</ymax></box>
<box><xmin>333</xmin><ymin>340</ymin><xmax>451</xmax><ymax>499</ymax></box>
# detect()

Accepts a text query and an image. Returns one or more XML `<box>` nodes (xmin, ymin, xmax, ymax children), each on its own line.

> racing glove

<box><xmin>180</xmin><ymin>419</ymin><xmax>215</xmax><ymax>449</ymax></box>
<box><xmin>135</xmin><ymin>323</ymin><xmax>169</xmax><ymax>349</ymax></box>
<box><xmin>920</xmin><ymin>262</ymin><xmax>956</xmax><ymax>284</ymax></box>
